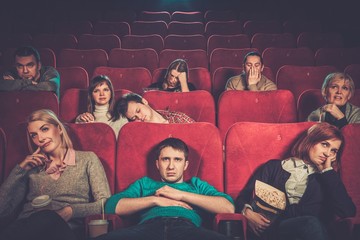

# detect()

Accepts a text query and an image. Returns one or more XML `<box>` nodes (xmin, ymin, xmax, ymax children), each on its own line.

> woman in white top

<box><xmin>75</xmin><ymin>75</ymin><xmax>128</xmax><ymax>138</ymax></box>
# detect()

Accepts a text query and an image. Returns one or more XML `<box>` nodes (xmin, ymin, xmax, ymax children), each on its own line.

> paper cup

<box><xmin>31</xmin><ymin>195</ymin><xmax>52</xmax><ymax>211</ymax></box>
<box><xmin>88</xmin><ymin>219</ymin><xmax>109</xmax><ymax>238</ymax></box>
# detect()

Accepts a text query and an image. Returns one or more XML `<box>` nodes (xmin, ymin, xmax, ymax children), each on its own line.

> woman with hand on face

<box><xmin>147</xmin><ymin>59</ymin><xmax>196</xmax><ymax>92</ymax></box>
<box><xmin>0</xmin><ymin>109</ymin><xmax>111</xmax><ymax>240</ymax></box>
<box><xmin>75</xmin><ymin>75</ymin><xmax>128</xmax><ymax>138</ymax></box>
<box><xmin>236</xmin><ymin>123</ymin><xmax>355</xmax><ymax>240</ymax></box>
<box><xmin>307</xmin><ymin>72</ymin><xmax>360</xmax><ymax>128</ymax></box>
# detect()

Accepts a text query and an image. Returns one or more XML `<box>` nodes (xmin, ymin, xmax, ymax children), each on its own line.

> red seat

<box><xmin>212</xmin><ymin>66</ymin><xmax>274</xmax><ymax>102</ymax></box>
<box><xmin>0</xmin><ymin>91</ymin><xmax>59</xmax><ymax>136</ymax></box>
<box><xmin>217</xmin><ymin>90</ymin><xmax>297</xmax><ymax>141</ymax></box>
<box><xmin>131</xmin><ymin>21</ymin><xmax>168</xmax><ymax>38</ymax></box>
<box><xmin>164</xmin><ymin>34</ymin><xmax>207</xmax><ymax>50</ymax></box>
<box><xmin>204</xmin><ymin>21</ymin><xmax>244</xmax><ymax>39</ymax></box>
<box><xmin>152</xmin><ymin>67</ymin><xmax>211</xmax><ymax>92</ymax></box>
<box><xmin>159</xmin><ymin>49</ymin><xmax>208</xmax><ymax>69</ymax></box>
<box><xmin>0</xmin><ymin>128</ymin><xmax>6</xmax><ymax>184</ymax></box>
<box><xmin>58</xmin><ymin>49</ymin><xmax>109</xmax><ymax>77</ymax></box>
<box><xmin>93</xmin><ymin>21</ymin><xmax>131</xmax><ymax>39</ymax></box>
<box><xmin>54</xmin><ymin>20</ymin><xmax>93</xmax><ymax>37</ymax></box>
<box><xmin>297</xmin><ymin>32</ymin><xmax>344</xmax><ymax>52</ymax></box>
<box><xmin>209</xmin><ymin>48</ymin><xmax>258</xmax><ymax>77</ymax></box>
<box><xmin>276</xmin><ymin>65</ymin><xmax>337</xmax><ymax>105</ymax></box>
<box><xmin>204</xmin><ymin>10</ymin><xmax>238</xmax><ymax>22</ymax></box>
<box><xmin>315</xmin><ymin>47</ymin><xmax>360</xmax><ymax>71</ymax></box>
<box><xmin>344</xmin><ymin>64</ymin><xmax>360</xmax><ymax>88</ymax></box>
<box><xmin>93</xmin><ymin>66</ymin><xmax>152</xmax><ymax>94</ymax></box>
<box><xmin>167</xmin><ymin>21</ymin><xmax>204</xmax><ymax>35</ymax></box>
<box><xmin>207</xmin><ymin>34</ymin><xmax>250</xmax><ymax>57</ymax></box>
<box><xmin>77</xmin><ymin>34</ymin><xmax>121</xmax><ymax>53</ymax></box>
<box><xmin>243</xmin><ymin>20</ymin><xmax>282</xmax><ymax>38</ymax></box>
<box><xmin>138</xmin><ymin>11</ymin><xmax>171</xmax><ymax>23</ymax></box>
<box><xmin>142</xmin><ymin>90</ymin><xmax>215</xmax><ymax>124</ymax></box>
<box><xmin>171</xmin><ymin>11</ymin><xmax>204</xmax><ymax>22</ymax></box>
<box><xmin>57</xmin><ymin>66</ymin><xmax>89</xmax><ymax>97</ymax></box>
<box><xmin>32</xmin><ymin>33</ymin><xmax>78</xmax><ymax>56</ymax></box>
<box><xmin>262</xmin><ymin>47</ymin><xmax>315</xmax><ymax>76</ymax></box>
<box><xmin>108</xmin><ymin>48</ymin><xmax>159</xmax><ymax>74</ymax></box>
<box><xmin>121</xmin><ymin>34</ymin><xmax>164</xmax><ymax>55</ymax></box>
<box><xmin>283</xmin><ymin>20</ymin><xmax>322</xmax><ymax>37</ymax></box>
<box><xmin>251</xmin><ymin>33</ymin><xmax>296</xmax><ymax>54</ymax></box>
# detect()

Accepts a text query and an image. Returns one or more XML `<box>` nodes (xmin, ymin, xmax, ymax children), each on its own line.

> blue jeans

<box><xmin>94</xmin><ymin>217</ymin><xmax>231</xmax><ymax>240</ymax></box>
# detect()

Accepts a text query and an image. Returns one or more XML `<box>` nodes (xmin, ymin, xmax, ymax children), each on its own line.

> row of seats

<box><xmin>1</xmin><ymin>122</ymin><xmax>359</xmax><ymax>228</ymax></box>
<box><xmin>1</xmin><ymin>88</ymin><xmax>360</xmax><ymax>141</ymax></box>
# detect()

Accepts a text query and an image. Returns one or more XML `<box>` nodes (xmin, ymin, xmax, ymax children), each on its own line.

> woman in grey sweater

<box><xmin>0</xmin><ymin>109</ymin><xmax>111</xmax><ymax>240</ymax></box>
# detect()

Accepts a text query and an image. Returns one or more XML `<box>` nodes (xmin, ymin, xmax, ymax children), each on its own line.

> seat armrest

<box><xmin>214</xmin><ymin>213</ymin><xmax>247</xmax><ymax>240</ymax></box>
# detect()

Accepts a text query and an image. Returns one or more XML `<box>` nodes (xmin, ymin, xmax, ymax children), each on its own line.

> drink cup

<box><xmin>31</xmin><ymin>195</ymin><xmax>52</xmax><ymax>211</ymax></box>
<box><xmin>88</xmin><ymin>219</ymin><xmax>109</xmax><ymax>238</ymax></box>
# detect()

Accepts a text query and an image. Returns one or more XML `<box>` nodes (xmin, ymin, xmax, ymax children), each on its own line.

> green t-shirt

<box><xmin>105</xmin><ymin>177</ymin><xmax>234</xmax><ymax>227</ymax></box>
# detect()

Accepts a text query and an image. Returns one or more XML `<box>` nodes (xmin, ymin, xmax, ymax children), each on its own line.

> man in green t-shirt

<box><xmin>97</xmin><ymin>137</ymin><xmax>234</xmax><ymax>240</ymax></box>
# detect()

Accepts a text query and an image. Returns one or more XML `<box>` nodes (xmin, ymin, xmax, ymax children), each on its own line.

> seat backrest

<box><xmin>159</xmin><ymin>49</ymin><xmax>208</xmax><ymax>69</ymax></box>
<box><xmin>204</xmin><ymin>10</ymin><xmax>238</xmax><ymax>22</ymax></box>
<box><xmin>212</xmin><ymin>66</ymin><xmax>274</xmax><ymax>103</ymax></box>
<box><xmin>224</xmin><ymin>121</ymin><xmax>314</xmax><ymax>199</ymax></box>
<box><xmin>0</xmin><ymin>128</ymin><xmax>6</xmax><ymax>184</ymax></box>
<box><xmin>32</xmin><ymin>33</ymin><xmax>78</xmax><ymax>56</ymax></box>
<box><xmin>57</xmin><ymin>66</ymin><xmax>89</xmax><ymax>98</ymax></box>
<box><xmin>276</xmin><ymin>65</ymin><xmax>338</xmax><ymax>104</ymax></box>
<box><xmin>344</xmin><ymin>64</ymin><xmax>360</xmax><ymax>88</ymax></box>
<box><xmin>315</xmin><ymin>47</ymin><xmax>360</xmax><ymax>71</ymax></box>
<box><xmin>167</xmin><ymin>21</ymin><xmax>205</xmax><ymax>35</ymax></box>
<box><xmin>121</xmin><ymin>34</ymin><xmax>164</xmax><ymax>55</ymax></box>
<box><xmin>77</xmin><ymin>34</ymin><xmax>121</xmax><ymax>53</ymax></box>
<box><xmin>164</xmin><ymin>34</ymin><xmax>207</xmax><ymax>50</ymax></box>
<box><xmin>297</xmin><ymin>32</ymin><xmax>344</xmax><ymax>52</ymax></box>
<box><xmin>93</xmin><ymin>21</ymin><xmax>131</xmax><ymax>39</ymax></box>
<box><xmin>243</xmin><ymin>20</ymin><xmax>282</xmax><ymax>38</ymax></box>
<box><xmin>142</xmin><ymin>90</ymin><xmax>215</xmax><ymax>124</ymax></box>
<box><xmin>217</xmin><ymin>90</ymin><xmax>297</xmax><ymax>141</ymax></box>
<box><xmin>131</xmin><ymin>21</ymin><xmax>168</xmax><ymax>38</ymax></box>
<box><xmin>93</xmin><ymin>66</ymin><xmax>152</xmax><ymax>94</ymax></box>
<box><xmin>171</xmin><ymin>11</ymin><xmax>204</xmax><ymax>22</ymax></box>
<box><xmin>116</xmin><ymin>122</ymin><xmax>223</xmax><ymax>192</ymax></box>
<box><xmin>251</xmin><ymin>33</ymin><xmax>296</xmax><ymax>54</ymax></box>
<box><xmin>283</xmin><ymin>20</ymin><xmax>322</xmax><ymax>37</ymax></box>
<box><xmin>262</xmin><ymin>47</ymin><xmax>315</xmax><ymax>76</ymax></box>
<box><xmin>209</xmin><ymin>48</ymin><xmax>258</xmax><ymax>76</ymax></box>
<box><xmin>207</xmin><ymin>34</ymin><xmax>250</xmax><ymax>58</ymax></box>
<box><xmin>58</xmin><ymin>49</ymin><xmax>109</xmax><ymax>77</ymax></box>
<box><xmin>138</xmin><ymin>11</ymin><xmax>171</xmax><ymax>23</ymax></box>
<box><xmin>204</xmin><ymin>21</ymin><xmax>244</xmax><ymax>39</ymax></box>
<box><xmin>108</xmin><ymin>48</ymin><xmax>159</xmax><ymax>74</ymax></box>
<box><xmin>54</xmin><ymin>20</ymin><xmax>93</xmax><ymax>37</ymax></box>
<box><xmin>151</xmin><ymin>67</ymin><xmax>211</xmax><ymax>92</ymax></box>
<box><xmin>340</xmin><ymin>124</ymin><xmax>360</xmax><ymax>224</ymax></box>
<box><xmin>0</xmin><ymin>91</ymin><xmax>59</xmax><ymax>136</ymax></box>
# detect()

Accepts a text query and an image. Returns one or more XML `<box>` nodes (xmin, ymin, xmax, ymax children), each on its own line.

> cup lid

<box><xmin>31</xmin><ymin>195</ymin><xmax>52</xmax><ymax>208</ymax></box>
<box><xmin>88</xmin><ymin>219</ymin><xmax>109</xmax><ymax>225</ymax></box>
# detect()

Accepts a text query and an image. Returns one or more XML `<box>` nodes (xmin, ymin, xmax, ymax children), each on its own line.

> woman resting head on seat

<box><xmin>147</xmin><ymin>59</ymin><xmax>196</xmax><ymax>92</ymax></box>
<box><xmin>236</xmin><ymin>122</ymin><xmax>355</xmax><ymax>240</ymax></box>
<box><xmin>113</xmin><ymin>92</ymin><xmax>195</xmax><ymax>123</ymax></box>
<box><xmin>75</xmin><ymin>75</ymin><xmax>128</xmax><ymax>138</ymax></box>
<box><xmin>307</xmin><ymin>72</ymin><xmax>360</xmax><ymax>128</ymax></box>
<box><xmin>0</xmin><ymin>109</ymin><xmax>111</xmax><ymax>240</ymax></box>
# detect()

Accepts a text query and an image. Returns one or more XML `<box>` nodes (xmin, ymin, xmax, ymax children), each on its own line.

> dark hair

<box><xmin>243</xmin><ymin>51</ymin><xmax>263</xmax><ymax>65</ymax></box>
<box><xmin>155</xmin><ymin>137</ymin><xmax>189</xmax><ymax>160</ymax></box>
<box><xmin>163</xmin><ymin>59</ymin><xmax>189</xmax><ymax>88</ymax></box>
<box><xmin>291</xmin><ymin>122</ymin><xmax>344</xmax><ymax>166</ymax></box>
<box><xmin>114</xmin><ymin>92</ymin><xmax>143</xmax><ymax>120</ymax></box>
<box><xmin>14</xmin><ymin>46</ymin><xmax>41</xmax><ymax>63</ymax></box>
<box><xmin>88</xmin><ymin>75</ymin><xmax>115</xmax><ymax>120</ymax></box>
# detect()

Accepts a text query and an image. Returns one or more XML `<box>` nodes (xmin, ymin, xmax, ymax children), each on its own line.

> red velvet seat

<box><xmin>93</xmin><ymin>66</ymin><xmax>152</xmax><ymax>94</ymax></box>
<box><xmin>283</xmin><ymin>20</ymin><xmax>322</xmax><ymax>37</ymax></box>
<box><xmin>344</xmin><ymin>64</ymin><xmax>360</xmax><ymax>88</ymax></box>
<box><xmin>251</xmin><ymin>33</ymin><xmax>296</xmax><ymax>54</ymax></box>
<box><xmin>171</xmin><ymin>11</ymin><xmax>204</xmax><ymax>23</ymax></box>
<box><xmin>58</xmin><ymin>49</ymin><xmax>109</xmax><ymax>77</ymax></box>
<box><xmin>57</xmin><ymin>66</ymin><xmax>89</xmax><ymax>98</ymax></box>
<box><xmin>138</xmin><ymin>11</ymin><xmax>171</xmax><ymax>23</ymax></box>
<box><xmin>121</xmin><ymin>34</ymin><xmax>164</xmax><ymax>55</ymax></box>
<box><xmin>276</xmin><ymin>65</ymin><xmax>337</xmax><ymax>105</ymax></box>
<box><xmin>108</xmin><ymin>48</ymin><xmax>159</xmax><ymax>74</ymax></box>
<box><xmin>151</xmin><ymin>67</ymin><xmax>211</xmax><ymax>92</ymax></box>
<box><xmin>297</xmin><ymin>32</ymin><xmax>344</xmax><ymax>52</ymax></box>
<box><xmin>93</xmin><ymin>21</ymin><xmax>131</xmax><ymax>39</ymax></box>
<box><xmin>204</xmin><ymin>21</ymin><xmax>244</xmax><ymax>39</ymax></box>
<box><xmin>167</xmin><ymin>21</ymin><xmax>205</xmax><ymax>35</ymax></box>
<box><xmin>207</xmin><ymin>34</ymin><xmax>250</xmax><ymax>58</ymax></box>
<box><xmin>131</xmin><ymin>21</ymin><xmax>168</xmax><ymax>38</ymax></box>
<box><xmin>142</xmin><ymin>90</ymin><xmax>216</xmax><ymax>124</ymax></box>
<box><xmin>0</xmin><ymin>128</ymin><xmax>6</xmax><ymax>184</ymax></box>
<box><xmin>159</xmin><ymin>49</ymin><xmax>208</xmax><ymax>69</ymax></box>
<box><xmin>217</xmin><ymin>90</ymin><xmax>297</xmax><ymax>141</ymax></box>
<box><xmin>315</xmin><ymin>47</ymin><xmax>360</xmax><ymax>71</ymax></box>
<box><xmin>54</xmin><ymin>20</ymin><xmax>93</xmax><ymax>38</ymax></box>
<box><xmin>164</xmin><ymin>34</ymin><xmax>207</xmax><ymax>50</ymax></box>
<box><xmin>243</xmin><ymin>20</ymin><xmax>282</xmax><ymax>38</ymax></box>
<box><xmin>0</xmin><ymin>91</ymin><xmax>59</xmax><ymax>136</ymax></box>
<box><xmin>77</xmin><ymin>34</ymin><xmax>121</xmax><ymax>54</ymax></box>
<box><xmin>32</xmin><ymin>33</ymin><xmax>78</xmax><ymax>56</ymax></box>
